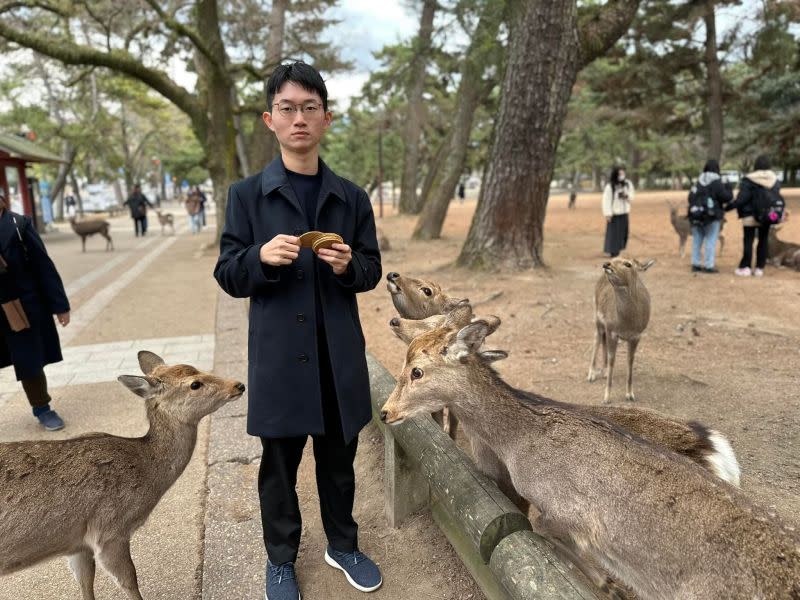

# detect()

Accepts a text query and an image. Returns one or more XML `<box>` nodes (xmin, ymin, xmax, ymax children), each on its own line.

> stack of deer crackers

<box><xmin>298</xmin><ymin>231</ymin><xmax>344</xmax><ymax>255</ymax></box>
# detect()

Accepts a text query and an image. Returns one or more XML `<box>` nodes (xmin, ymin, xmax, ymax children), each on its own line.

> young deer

<box><xmin>155</xmin><ymin>210</ymin><xmax>175</xmax><ymax>235</ymax></box>
<box><xmin>390</xmin><ymin>305</ymin><xmax>740</xmax><ymax>491</ymax></box>
<box><xmin>0</xmin><ymin>351</ymin><xmax>245</xmax><ymax>600</ymax></box>
<box><xmin>768</xmin><ymin>226</ymin><xmax>800</xmax><ymax>270</ymax></box>
<box><xmin>386</xmin><ymin>271</ymin><xmax>465</xmax><ymax>320</ymax></box>
<box><xmin>667</xmin><ymin>201</ymin><xmax>725</xmax><ymax>258</ymax></box>
<box><xmin>588</xmin><ymin>257</ymin><xmax>655</xmax><ymax>403</ymax></box>
<box><xmin>381</xmin><ymin>321</ymin><xmax>800</xmax><ymax>600</ymax></box>
<box><xmin>69</xmin><ymin>217</ymin><xmax>114</xmax><ymax>252</ymax></box>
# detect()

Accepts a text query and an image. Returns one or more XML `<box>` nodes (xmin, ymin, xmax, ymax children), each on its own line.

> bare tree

<box><xmin>458</xmin><ymin>0</ymin><xmax>640</xmax><ymax>269</ymax></box>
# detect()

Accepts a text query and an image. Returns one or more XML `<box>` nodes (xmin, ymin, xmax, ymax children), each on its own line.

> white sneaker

<box><xmin>734</xmin><ymin>267</ymin><xmax>752</xmax><ymax>277</ymax></box>
<box><xmin>753</xmin><ymin>268</ymin><xmax>764</xmax><ymax>277</ymax></box>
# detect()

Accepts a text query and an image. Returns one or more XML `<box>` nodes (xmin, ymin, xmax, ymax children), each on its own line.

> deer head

<box><xmin>386</xmin><ymin>272</ymin><xmax>467</xmax><ymax>319</ymax></box>
<box><xmin>118</xmin><ymin>351</ymin><xmax>245</xmax><ymax>424</ymax></box>
<box><xmin>601</xmin><ymin>257</ymin><xmax>655</xmax><ymax>288</ymax></box>
<box><xmin>380</xmin><ymin>320</ymin><xmax>498</xmax><ymax>425</ymax></box>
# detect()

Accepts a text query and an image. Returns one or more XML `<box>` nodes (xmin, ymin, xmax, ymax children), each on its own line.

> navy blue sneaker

<box><xmin>324</xmin><ymin>546</ymin><xmax>382</xmax><ymax>592</ymax></box>
<box><xmin>36</xmin><ymin>410</ymin><xmax>64</xmax><ymax>431</ymax></box>
<box><xmin>266</xmin><ymin>560</ymin><xmax>300</xmax><ymax>600</ymax></box>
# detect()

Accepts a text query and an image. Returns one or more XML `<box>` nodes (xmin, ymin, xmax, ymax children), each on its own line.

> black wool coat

<box><xmin>213</xmin><ymin>158</ymin><xmax>382</xmax><ymax>443</ymax></box>
<box><xmin>0</xmin><ymin>210</ymin><xmax>70</xmax><ymax>380</ymax></box>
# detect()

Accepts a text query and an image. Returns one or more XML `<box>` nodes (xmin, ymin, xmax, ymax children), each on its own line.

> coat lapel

<box><xmin>261</xmin><ymin>156</ymin><xmax>304</xmax><ymax>217</ymax></box>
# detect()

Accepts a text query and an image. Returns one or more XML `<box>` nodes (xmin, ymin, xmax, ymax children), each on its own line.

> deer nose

<box><xmin>235</xmin><ymin>382</ymin><xmax>245</xmax><ymax>393</ymax></box>
<box><xmin>379</xmin><ymin>410</ymin><xmax>388</xmax><ymax>422</ymax></box>
<box><xmin>387</xmin><ymin>272</ymin><xmax>399</xmax><ymax>281</ymax></box>
<box><xmin>389</xmin><ymin>317</ymin><xmax>400</xmax><ymax>327</ymax></box>
<box><xmin>602</xmin><ymin>262</ymin><xmax>611</xmax><ymax>269</ymax></box>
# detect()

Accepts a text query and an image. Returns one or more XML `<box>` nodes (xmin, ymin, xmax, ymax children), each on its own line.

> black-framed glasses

<box><xmin>272</xmin><ymin>102</ymin><xmax>323</xmax><ymax>118</ymax></box>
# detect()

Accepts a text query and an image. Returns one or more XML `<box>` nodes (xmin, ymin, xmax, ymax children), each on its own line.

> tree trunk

<box><xmin>458</xmin><ymin>1</ymin><xmax>581</xmax><ymax>268</ymax></box>
<box><xmin>51</xmin><ymin>142</ymin><xmax>76</xmax><ymax>221</ymax></box>
<box><xmin>458</xmin><ymin>0</ymin><xmax>639</xmax><ymax>269</ymax></box>
<box><xmin>704</xmin><ymin>1</ymin><xmax>723</xmax><ymax>162</ymax></box>
<box><xmin>417</xmin><ymin>130</ymin><xmax>451</xmax><ymax>213</ymax></box>
<box><xmin>70</xmin><ymin>172</ymin><xmax>84</xmax><ymax>217</ymax></box>
<box><xmin>398</xmin><ymin>0</ymin><xmax>437</xmax><ymax>214</ymax></box>
<box><xmin>413</xmin><ymin>5</ymin><xmax>500</xmax><ymax>240</ymax></box>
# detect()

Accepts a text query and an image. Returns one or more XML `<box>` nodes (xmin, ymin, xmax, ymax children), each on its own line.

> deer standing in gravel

<box><xmin>69</xmin><ymin>217</ymin><xmax>114</xmax><ymax>252</ymax></box>
<box><xmin>588</xmin><ymin>257</ymin><xmax>656</xmax><ymax>403</ymax></box>
<box><xmin>0</xmin><ymin>351</ymin><xmax>245</xmax><ymax>600</ymax></box>
<box><xmin>380</xmin><ymin>320</ymin><xmax>800</xmax><ymax>600</ymax></box>
<box><xmin>668</xmin><ymin>201</ymin><xmax>725</xmax><ymax>258</ymax></box>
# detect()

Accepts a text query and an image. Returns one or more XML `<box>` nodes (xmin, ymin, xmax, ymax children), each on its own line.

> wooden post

<box><xmin>384</xmin><ymin>425</ymin><xmax>430</xmax><ymax>528</ymax></box>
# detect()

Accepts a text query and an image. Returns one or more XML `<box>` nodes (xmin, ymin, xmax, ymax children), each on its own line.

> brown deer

<box><xmin>155</xmin><ymin>210</ymin><xmax>175</xmax><ymax>235</ymax></box>
<box><xmin>667</xmin><ymin>201</ymin><xmax>725</xmax><ymax>258</ymax></box>
<box><xmin>768</xmin><ymin>226</ymin><xmax>800</xmax><ymax>270</ymax></box>
<box><xmin>0</xmin><ymin>351</ymin><xmax>245</xmax><ymax>600</ymax></box>
<box><xmin>386</xmin><ymin>271</ymin><xmax>465</xmax><ymax>320</ymax></box>
<box><xmin>380</xmin><ymin>320</ymin><xmax>800</xmax><ymax>600</ymax></box>
<box><xmin>69</xmin><ymin>217</ymin><xmax>114</xmax><ymax>252</ymax></box>
<box><xmin>588</xmin><ymin>257</ymin><xmax>655</xmax><ymax>403</ymax></box>
<box><xmin>390</xmin><ymin>304</ymin><xmax>740</xmax><ymax>490</ymax></box>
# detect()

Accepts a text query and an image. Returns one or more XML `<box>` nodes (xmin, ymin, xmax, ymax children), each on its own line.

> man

<box><xmin>214</xmin><ymin>62</ymin><xmax>382</xmax><ymax>600</ymax></box>
<box><xmin>123</xmin><ymin>184</ymin><xmax>154</xmax><ymax>236</ymax></box>
<box><xmin>0</xmin><ymin>189</ymin><xmax>71</xmax><ymax>431</ymax></box>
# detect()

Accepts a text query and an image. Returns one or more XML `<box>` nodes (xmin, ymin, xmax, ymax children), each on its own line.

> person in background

<box><xmin>457</xmin><ymin>181</ymin><xmax>465</xmax><ymax>205</ymax></box>
<box><xmin>184</xmin><ymin>190</ymin><xmax>202</xmax><ymax>234</ymax></box>
<box><xmin>727</xmin><ymin>155</ymin><xmax>783</xmax><ymax>277</ymax></box>
<box><xmin>568</xmin><ymin>185</ymin><xmax>577</xmax><ymax>210</ymax></box>
<box><xmin>0</xmin><ymin>189</ymin><xmax>70</xmax><ymax>431</ymax></box>
<box><xmin>602</xmin><ymin>166</ymin><xmax>634</xmax><ymax>257</ymax></box>
<box><xmin>194</xmin><ymin>185</ymin><xmax>207</xmax><ymax>227</ymax></box>
<box><xmin>124</xmin><ymin>184</ymin><xmax>154</xmax><ymax>237</ymax></box>
<box><xmin>688</xmin><ymin>159</ymin><xmax>733</xmax><ymax>273</ymax></box>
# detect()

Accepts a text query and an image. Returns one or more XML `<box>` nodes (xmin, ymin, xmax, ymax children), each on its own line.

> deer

<box><xmin>380</xmin><ymin>319</ymin><xmax>800</xmax><ymax>600</ymax></box>
<box><xmin>0</xmin><ymin>351</ymin><xmax>245</xmax><ymax>600</ymax></box>
<box><xmin>69</xmin><ymin>217</ymin><xmax>114</xmax><ymax>253</ymax></box>
<box><xmin>386</xmin><ymin>271</ymin><xmax>465</xmax><ymax>321</ymax></box>
<box><xmin>155</xmin><ymin>210</ymin><xmax>175</xmax><ymax>235</ymax></box>
<box><xmin>390</xmin><ymin>304</ymin><xmax>740</xmax><ymax>490</ymax></box>
<box><xmin>768</xmin><ymin>226</ymin><xmax>800</xmax><ymax>270</ymax></box>
<box><xmin>588</xmin><ymin>257</ymin><xmax>657</xmax><ymax>404</ymax></box>
<box><xmin>667</xmin><ymin>201</ymin><xmax>725</xmax><ymax>258</ymax></box>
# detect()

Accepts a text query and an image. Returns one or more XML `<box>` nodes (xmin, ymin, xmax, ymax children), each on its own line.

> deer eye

<box><xmin>410</xmin><ymin>367</ymin><xmax>424</xmax><ymax>380</ymax></box>
<box><xmin>190</xmin><ymin>381</ymin><xmax>203</xmax><ymax>390</ymax></box>
<box><xmin>623</xmin><ymin>261</ymin><xmax>632</xmax><ymax>268</ymax></box>
<box><xmin>421</xmin><ymin>287</ymin><xmax>432</xmax><ymax>297</ymax></box>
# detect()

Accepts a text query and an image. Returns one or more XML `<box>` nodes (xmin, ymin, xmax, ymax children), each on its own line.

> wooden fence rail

<box><xmin>367</xmin><ymin>352</ymin><xmax>597</xmax><ymax>600</ymax></box>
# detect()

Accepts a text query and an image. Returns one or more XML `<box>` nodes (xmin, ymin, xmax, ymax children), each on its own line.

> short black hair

<box><xmin>703</xmin><ymin>159</ymin><xmax>720</xmax><ymax>174</ymax></box>
<box><xmin>266</xmin><ymin>62</ymin><xmax>328</xmax><ymax>112</ymax></box>
<box><xmin>754</xmin><ymin>155</ymin><xmax>771</xmax><ymax>170</ymax></box>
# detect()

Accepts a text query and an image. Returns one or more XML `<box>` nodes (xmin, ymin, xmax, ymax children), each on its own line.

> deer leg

<box><xmin>447</xmin><ymin>410</ymin><xmax>459</xmax><ymax>440</ymax></box>
<box><xmin>68</xmin><ymin>548</ymin><xmax>96</xmax><ymax>600</ymax></box>
<box><xmin>96</xmin><ymin>539</ymin><xmax>144</xmax><ymax>600</ymax></box>
<box><xmin>587</xmin><ymin>324</ymin><xmax>605</xmax><ymax>382</ymax></box>
<box><xmin>625</xmin><ymin>338</ymin><xmax>640</xmax><ymax>402</ymax></box>
<box><xmin>718</xmin><ymin>233</ymin><xmax>725</xmax><ymax>256</ymax></box>
<box><xmin>81</xmin><ymin>236</ymin><xmax>86</xmax><ymax>253</ymax></box>
<box><xmin>603</xmin><ymin>332</ymin><xmax>619</xmax><ymax>403</ymax></box>
<box><xmin>679</xmin><ymin>235</ymin><xmax>687</xmax><ymax>258</ymax></box>
<box><xmin>471</xmin><ymin>437</ymin><xmax>530</xmax><ymax>515</ymax></box>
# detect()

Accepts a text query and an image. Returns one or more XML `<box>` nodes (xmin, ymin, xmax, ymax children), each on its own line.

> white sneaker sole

<box><xmin>324</xmin><ymin>550</ymin><xmax>382</xmax><ymax>593</ymax></box>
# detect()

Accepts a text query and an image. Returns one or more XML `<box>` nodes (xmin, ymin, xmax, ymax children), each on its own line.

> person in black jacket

<box><xmin>213</xmin><ymin>62</ymin><xmax>383</xmax><ymax>600</ymax></box>
<box><xmin>727</xmin><ymin>155</ymin><xmax>781</xmax><ymax>277</ymax></box>
<box><xmin>689</xmin><ymin>159</ymin><xmax>733</xmax><ymax>273</ymax></box>
<box><xmin>123</xmin><ymin>184</ymin><xmax>154</xmax><ymax>237</ymax></box>
<box><xmin>0</xmin><ymin>191</ymin><xmax>70</xmax><ymax>431</ymax></box>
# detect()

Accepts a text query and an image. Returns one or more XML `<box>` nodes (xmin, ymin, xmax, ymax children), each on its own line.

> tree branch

<box><xmin>0</xmin><ymin>20</ymin><xmax>205</xmax><ymax>128</ymax></box>
<box><xmin>578</xmin><ymin>0</ymin><xmax>641</xmax><ymax>68</ymax></box>
<box><xmin>142</xmin><ymin>0</ymin><xmax>225</xmax><ymax>74</ymax></box>
<box><xmin>0</xmin><ymin>1</ymin><xmax>69</xmax><ymax>19</ymax></box>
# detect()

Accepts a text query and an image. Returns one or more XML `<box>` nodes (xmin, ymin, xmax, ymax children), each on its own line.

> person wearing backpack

<box><xmin>687</xmin><ymin>159</ymin><xmax>732</xmax><ymax>273</ymax></box>
<box><xmin>726</xmin><ymin>155</ymin><xmax>785</xmax><ymax>277</ymax></box>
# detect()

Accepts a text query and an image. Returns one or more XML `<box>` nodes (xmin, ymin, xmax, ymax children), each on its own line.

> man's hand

<box><xmin>57</xmin><ymin>312</ymin><xmax>70</xmax><ymax>327</ymax></box>
<box><xmin>317</xmin><ymin>243</ymin><xmax>352</xmax><ymax>275</ymax></box>
<box><xmin>260</xmin><ymin>234</ymin><xmax>300</xmax><ymax>266</ymax></box>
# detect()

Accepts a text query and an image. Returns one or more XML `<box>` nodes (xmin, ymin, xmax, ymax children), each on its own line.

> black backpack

<box><xmin>752</xmin><ymin>185</ymin><xmax>785</xmax><ymax>225</ymax></box>
<box><xmin>687</xmin><ymin>183</ymin><xmax>718</xmax><ymax>225</ymax></box>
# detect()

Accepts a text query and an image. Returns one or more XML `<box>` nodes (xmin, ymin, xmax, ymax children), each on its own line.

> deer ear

<box><xmin>636</xmin><ymin>259</ymin><xmax>656</xmax><ymax>271</ymax></box>
<box><xmin>478</xmin><ymin>349</ymin><xmax>508</xmax><ymax>363</ymax></box>
<box><xmin>447</xmin><ymin>320</ymin><xmax>493</xmax><ymax>360</ymax></box>
<box><xmin>138</xmin><ymin>350</ymin><xmax>165</xmax><ymax>375</ymax></box>
<box><xmin>442</xmin><ymin>297</ymin><xmax>470</xmax><ymax>313</ymax></box>
<box><xmin>444</xmin><ymin>302</ymin><xmax>473</xmax><ymax>328</ymax></box>
<box><xmin>118</xmin><ymin>375</ymin><xmax>160</xmax><ymax>399</ymax></box>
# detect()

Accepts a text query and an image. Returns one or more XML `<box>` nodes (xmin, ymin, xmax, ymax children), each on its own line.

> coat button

<box><xmin>296</xmin><ymin>269</ymin><xmax>304</xmax><ymax>280</ymax></box>
<box><xmin>296</xmin><ymin>314</ymin><xmax>306</xmax><ymax>323</ymax></box>
<box><xmin>298</xmin><ymin>353</ymin><xmax>309</xmax><ymax>363</ymax></box>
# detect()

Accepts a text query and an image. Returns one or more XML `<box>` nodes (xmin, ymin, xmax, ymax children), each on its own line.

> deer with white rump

<box><xmin>381</xmin><ymin>320</ymin><xmax>800</xmax><ymax>599</ymax></box>
<box><xmin>0</xmin><ymin>351</ymin><xmax>245</xmax><ymax>599</ymax></box>
<box><xmin>588</xmin><ymin>256</ymin><xmax>655</xmax><ymax>403</ymax></box>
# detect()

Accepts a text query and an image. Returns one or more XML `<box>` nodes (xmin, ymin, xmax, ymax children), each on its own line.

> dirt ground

<box><xmin>358</xmin><ymin>189</ymin><xmax>800</xmax><ymax>568</ymax></box>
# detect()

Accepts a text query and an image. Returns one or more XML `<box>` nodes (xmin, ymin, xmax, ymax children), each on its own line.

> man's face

<box><xmin>262</xmin><ymin>82</ymin><xmax>332</xmax><ymax>154</ymax></box>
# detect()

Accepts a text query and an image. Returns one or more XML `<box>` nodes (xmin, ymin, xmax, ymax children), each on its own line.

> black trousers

<box><xmin>21</xmin><ymin>371</ymin><xmax>51</xmax><ymax>409</ymax></box>
<box><xmin>133</xmin><ymin>216</ymin><xmax>146</xmax><ymax>236</ymax></box>
<box><xmin>258</xmin><ymin>337</ymin><xmax>359</xmax><ymax>565</ymax></box>
<box><xmin>739</xmin><ymin>224</ymin><xmax>770</xmax><ymax>270</ymax></box>
<box><xmin>603</xmin><ymin>214</ymin><xmax>629</xmax><ymax>257</ymax></box>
